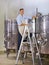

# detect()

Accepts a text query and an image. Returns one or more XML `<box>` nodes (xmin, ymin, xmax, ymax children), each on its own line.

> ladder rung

<box><xmin>22</xmin><ymin>42</ymin><xmax>30</xmax><ymax>46</ymax></box>
<box><xmin>21</xmin><ymin>51</ymin><xmax>31</xmax><ymax>53</ymax></box>
<box><xmin>22</xmin><ymin>42</ymin><xmax>30</xmax><ymax>44</ymax></box>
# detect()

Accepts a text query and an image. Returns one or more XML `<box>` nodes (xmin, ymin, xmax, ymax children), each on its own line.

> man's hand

<box><xmin>20</xmin><ymin>23</ymin><xmax>28</xmax><ymax>26</ymax></box>
<box><xmin>32</xmin><ymin>16</ymin><xmax>38</xmax><ymax>19</ymax></box>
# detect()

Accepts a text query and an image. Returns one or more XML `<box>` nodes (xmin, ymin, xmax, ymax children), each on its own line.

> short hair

<box><xmin>19</xmin><ymin>8</ymin><xmax>24</xmax><ymax>11</ymax></box>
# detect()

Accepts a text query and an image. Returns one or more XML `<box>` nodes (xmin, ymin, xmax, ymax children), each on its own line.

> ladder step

<box><xmin>21</xmin><ymin>51</ymin><xmax>31</xmax><ymax>53</ymax></box>
<box><xmin>22</xmin><ymin>42</ymin><xmax>30</xmax><ymax>44</ymax></box>
<box><xmin>22</xmin><ymin>42</ymin><xmax>30</xmax><ymax>46</ymax></box>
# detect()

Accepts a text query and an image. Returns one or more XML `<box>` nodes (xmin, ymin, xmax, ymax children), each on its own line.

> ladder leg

<box><xmin>15</xmin><ymin>41</ymin><xmax>23</xmax><ymax>65</ymax></box>
<box><xmin>30</xmin><ymin>38</ymin><xmax>35</xmax><ymax>65</ymax></box>
<box><xmin>35</xmin><ymin>38</ymin><xmax>42</xmax><ymax>65</ymax></box>
<box><xmin>15</xmin><ymin>27</ymin><xmax>26</xmax><ymax>65</ymax></box>
<box><xmin>28</xmin><ymin>28</ymin><xmax>35</xmax><ymax>65</ymax></box>
<box><xmin>31</xmin><ymin>44</ymin><xmax>35</xmax><ymax>65</ymax></box>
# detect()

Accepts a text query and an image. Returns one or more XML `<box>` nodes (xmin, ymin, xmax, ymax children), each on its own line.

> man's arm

<box><xmin>16</xmin><ymin>18</ymin><xmax>28</xmax><ymax>26</ymax></box>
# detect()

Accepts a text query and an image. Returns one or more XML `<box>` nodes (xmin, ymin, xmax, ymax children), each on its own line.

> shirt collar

<box><xmin>19</xmin><ymin>14</ymin><xmax>24</xmax><ymax>17</ymax></box>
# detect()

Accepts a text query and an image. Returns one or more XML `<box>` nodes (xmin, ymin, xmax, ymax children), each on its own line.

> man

<box><xmin>16</xmin><ymin>8</ymin><xmax>27</xmax><ymax>35</ymax></box>
<box><xmin>16</xmin><ymin>8</ymin><xmax>32</xmax><ymax>50</ymax></box>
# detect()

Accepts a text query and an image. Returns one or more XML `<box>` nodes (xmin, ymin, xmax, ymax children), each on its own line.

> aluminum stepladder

<box><xmin>15</xmin><ymin>19</ymin><xmax>42</xmax><ymax>65</ymax></box>
<box><xmin>15</xmin><ymin>22</ymin><xmax>35</xmax><ymax>65</ymax></box>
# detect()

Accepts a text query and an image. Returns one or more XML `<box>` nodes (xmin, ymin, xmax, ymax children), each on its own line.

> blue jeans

<box><xmin>18</xmin><ymin>32</ymin><xmax>22</xmax><ymax>50</ymax></box>
<box><xmin>18</xmin><ymin>32</ymin><xmax>32</xmax><ymax>50</ymax></box>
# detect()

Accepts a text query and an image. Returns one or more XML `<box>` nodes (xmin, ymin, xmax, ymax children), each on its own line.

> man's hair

<box><xmin>19</xmin><ymin>8</ymin><xmax>24</xmax><ymax>11</ymax></box>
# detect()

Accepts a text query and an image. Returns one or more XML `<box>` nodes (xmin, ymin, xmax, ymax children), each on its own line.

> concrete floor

<box><xmin>0</xmin><ymin>53</ymin><xmax>32</xmax><ymax>65</ymax></box>
<box><xmin>0</xmin><ymin>53</ymin><xmax>49</xmax><ymax>65</ymax></box>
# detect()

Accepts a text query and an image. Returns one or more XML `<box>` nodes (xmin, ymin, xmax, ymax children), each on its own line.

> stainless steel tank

<box><xmin>4</xmin><ymin>19</ymin><xmax>18</xmax><ymax>56</ymax></box>
<box><xmin>36</xmin><ymin>15</ymin><xmax>49</xmax><ymax>33</ymax></box>
<box><xmin>11</xmin><ymin>19</ymin><xmax>18</xmax><ymax>50</ymax></box>
<box><xmin>36</xmin><ymin>15</ymin><xmax>49</xmax><ymax>54</ymax></box>
<box><xmin>4</xmin><ymin>19</ymin><xmax>12</xmax><ymax>40</ymax></box>
<box><xmin>11</xmin><ymin>19</ymin><xmax>18</xmax><ymax>34</ymax></box>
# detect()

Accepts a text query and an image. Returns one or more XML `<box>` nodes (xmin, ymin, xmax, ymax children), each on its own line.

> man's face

<box><xmin>20</xmin><ymin>10</ymin><xmax>24</xmax><ymax>15</ymax></box>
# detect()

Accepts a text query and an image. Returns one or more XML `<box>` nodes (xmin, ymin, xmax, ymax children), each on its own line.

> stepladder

<box><xmin>15</xmin><ymin>22</ymin><xmax>42</xmax><ymax>65</ymax></box>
